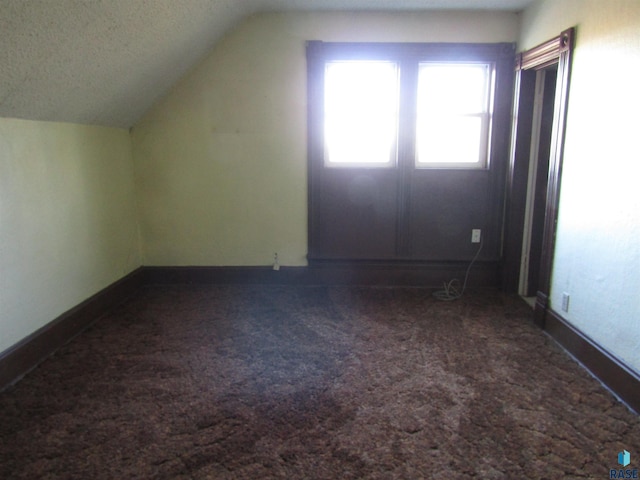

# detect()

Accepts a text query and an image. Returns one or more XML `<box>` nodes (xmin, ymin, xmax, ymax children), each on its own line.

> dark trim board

<box><xmin>143</xmin><ymin>262</ymin><xmax>500</xmax><ymax>287</ymax></box>
<box><xmin>534</xmin><ymin>290</ymin><xmax>549</xmax><ymax>328</ymax></box>
<box><xmin>0</xmin><ymin>268</ymin><xmax>144</xmax><ymax>391</ymax></box>
<box><xmin>543</xmin><ymin>307</ymin><xmax>640</xmax><ymax>414</ymax></box>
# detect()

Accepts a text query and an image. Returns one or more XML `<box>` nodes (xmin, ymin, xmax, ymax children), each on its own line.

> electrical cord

<box><xmin>433</xmin><ymin>239</ymin><xmax>483</xmax><ymax>301</ymax></box>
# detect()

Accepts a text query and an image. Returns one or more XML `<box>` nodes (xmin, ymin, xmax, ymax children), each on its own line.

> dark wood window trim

<box><xmin>307</xmin><ymin>41</ymin><xmax>515</xmax><ymax>267</ymax></box>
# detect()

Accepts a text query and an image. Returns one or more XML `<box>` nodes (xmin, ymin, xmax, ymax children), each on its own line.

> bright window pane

<box><xmin>324</xmin><ymin>61</ymin><xmax>399</xmax><ymax>166</ymax></box>
<box><xmin>416</xmin><ymin>63</ymin><xmax>491</xmax><ymax>166</ymax></box>
<box><xmin>418</xmin><ymin>116</ymin><xmax>483</xmax><ymax>164</ymax></box>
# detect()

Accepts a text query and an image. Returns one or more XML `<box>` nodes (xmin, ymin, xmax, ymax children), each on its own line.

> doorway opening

<box><xmin>519</xmin><ymin>66</ymin><xmax>557</xmax><ymax>304</ymax></box>
<box><xmin>502</xmin><ymin>28</ymin><xmax>574</xmax><ymax>325</ymax></box>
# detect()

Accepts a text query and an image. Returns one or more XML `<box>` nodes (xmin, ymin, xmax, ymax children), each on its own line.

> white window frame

<box><xmin>414</xmin><ymin>62</ymin><xmax>496</xmax><ymax>169</ymax></box>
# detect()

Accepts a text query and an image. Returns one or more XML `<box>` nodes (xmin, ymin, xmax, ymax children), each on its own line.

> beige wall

<box><xmin>521</xmin><ymin>0</ymin><xmax>640</xmax><ymax>373</ymax></box>
<box><xmin>0</xmin><ymin>118</ymin><xmax>140</xmax><ymax>353</ymax></box>
<box><xmin>132</xmin><ymin>11</ymin><xmax>520</xmax><ymax>266</ymax></box>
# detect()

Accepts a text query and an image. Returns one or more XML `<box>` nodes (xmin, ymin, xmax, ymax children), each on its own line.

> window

<box><xmin>314</xmin><ymin>44</ymin><xmax>499</xmax><ymax>170</ymax></box>
<box><xmin>416</xmin><ymin>63</ymin><xmax>494</xmax><ymax>168</ymax></box>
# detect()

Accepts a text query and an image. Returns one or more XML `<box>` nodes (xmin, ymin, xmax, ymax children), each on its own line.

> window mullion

<box><xmin>397</xmin><ymin>57</ymin><xmax>418</xmax><ymax>170</ymax></box>
<box><xmin>395</xmin><ymin>57</ymin><xmax>418</xmax><ymax>258</ymax></box>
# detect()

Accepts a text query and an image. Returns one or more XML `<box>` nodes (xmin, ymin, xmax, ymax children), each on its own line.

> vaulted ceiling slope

<box><xmin>0</xmin><ymin>0</ymin><xmax>532</xmax><ymax>128</ymax></box>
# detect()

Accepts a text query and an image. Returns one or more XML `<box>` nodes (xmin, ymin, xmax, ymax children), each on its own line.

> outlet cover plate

<box><xmin>561</xmin><ymin>292</ymin><xmax>570</xmax><ymax>312</ymax></box>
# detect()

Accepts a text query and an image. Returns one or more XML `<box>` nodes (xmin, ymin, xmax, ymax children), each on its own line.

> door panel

<box><xmin>312</xmin><ymin>169</ymin><xmax>398</xmax><ymax>259</ymax></box>
<box><xmin>408</xmin><ymin>171</ymin><xmax>490</xmax><ymax>260</ymax></box>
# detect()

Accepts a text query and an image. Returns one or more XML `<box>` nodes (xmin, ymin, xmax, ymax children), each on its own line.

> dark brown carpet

<box><xmin>1</xmin><ymin>285</ymin><xmax>638</xmax><ymax>479</ymax></box>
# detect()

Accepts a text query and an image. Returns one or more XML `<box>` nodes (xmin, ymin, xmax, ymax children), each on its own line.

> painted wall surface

<box><xmin>132</xmin><ymin>11</ymin><xmax>519</xmax><ymax>266</ymax></box>
<box><xmin>521</xmin><ymin>0</ymin><xmax>640</xmax><ymax>373</ymax></box>
<box><xmin>0</xmin><ymin>118</ymin><xmax>140</xmax><ymax>354</ymax></box>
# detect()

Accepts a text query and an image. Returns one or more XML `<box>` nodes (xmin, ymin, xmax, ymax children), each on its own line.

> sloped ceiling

<box><xmin>0</xmin><ymin>0</ymin><xmax>533</xmax><ymax>128</ymax></box>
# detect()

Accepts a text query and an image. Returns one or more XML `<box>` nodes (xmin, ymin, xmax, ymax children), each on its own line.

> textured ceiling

<box><xmin>0</xmin><ymin>0</ymin><xmax>533</xmax><ymax>128</ymax></box>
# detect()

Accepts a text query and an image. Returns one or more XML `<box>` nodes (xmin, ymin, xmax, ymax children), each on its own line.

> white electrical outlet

<box><xmin>471</xmin><ymin>229</ymin><xmax>482</xmax><ymax>243</ymax></box>
<box><xmin>561</xmin><ymin>292</ymin><xmax>570</xmax><ymax>312</ymax></box>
